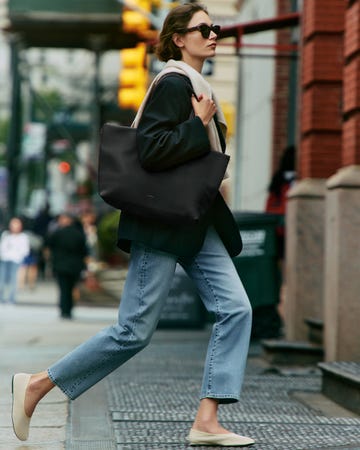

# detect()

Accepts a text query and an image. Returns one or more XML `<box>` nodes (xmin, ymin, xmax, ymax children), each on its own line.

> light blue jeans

<box><xmin>0</xmin><ymin>260</ymin><xmax>21</xmax><ymax>304</ymax></box>
<box><xmin>48</xmin><ymin>227</ymin><xmax>252</xmax><ymax>403</ymax></box>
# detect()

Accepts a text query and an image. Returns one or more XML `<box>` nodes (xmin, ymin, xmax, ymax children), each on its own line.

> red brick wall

<box><xmin>298</xmin><ymin>0</ymin><xmax>345</xmax><ymax>178</ymax></box>
<box><xmin>303</xmin><ymin>0</ymin><xmax>345</xmax><ymax>34</ymax></box>
<box><xmin>272</xmin><ymin>0</ymin><xmax>293</xmax><ymax>172</ymax></box>
<box><xmin>343</xmin><ymin>0</ymin><xmax>360</xmax><ymax>165</ymax></box>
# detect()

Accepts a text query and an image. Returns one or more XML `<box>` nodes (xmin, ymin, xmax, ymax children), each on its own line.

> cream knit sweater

<box><xmin>132</xmin><ymin>59</ymin><xmax>227</xmax><ymax>157</ymax></box>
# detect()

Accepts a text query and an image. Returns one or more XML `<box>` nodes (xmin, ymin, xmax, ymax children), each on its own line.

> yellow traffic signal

<box><xmin>220</xmin><ymin>101</ymin><xmax>236</xmax><ymax>137</ymax></box>
<box><xmin>122</xmin><ymin>0</ymin><xmax>151</xmax><ymax>33</ymax></box>
<box><xmin>118</xmin><ymin>43</ymin><xmax>148</xmax><ymax>110</ymax></box>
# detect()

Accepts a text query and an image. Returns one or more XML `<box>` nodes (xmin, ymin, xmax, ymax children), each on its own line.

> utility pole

<box><xmin>89</xmin><ymin>35</ymin><xmax>105</xmax><ymax>165</ymax></box>
<box><xmin>6</xmin><ymin>34</ymin><xmax>22</xmax><ymax>218</ymax></box>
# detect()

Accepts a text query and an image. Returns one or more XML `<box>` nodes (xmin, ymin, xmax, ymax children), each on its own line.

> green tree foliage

<box><xmin>0</xmin><ymin>118</ymin><xmax>9</xmax><ymax>165</ymax></box>
<box><xmin>97</xmin><ymin>210</ymin><xmax>121</xmax><ymax>259</ymax></box>
<box><xmin>0</xmin><ymin>118</ymin><xmax>9</xmax><ymax>144</ymax></box>
<box><xmin>33</xmin><ymin>89</ymin><xmax>64</xmax><ymax>122</ymax></box>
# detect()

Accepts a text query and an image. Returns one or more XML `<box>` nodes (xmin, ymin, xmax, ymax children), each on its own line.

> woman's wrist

<box><xmin>196</xmin><ymin>115</ymin><xmax>209</xmax><ymax>127</ymax></box>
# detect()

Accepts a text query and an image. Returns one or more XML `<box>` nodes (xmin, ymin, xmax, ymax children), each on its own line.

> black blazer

<box><xmin>117</xmin><ymin>73</ymin><xmax>242</xmax><ymax>259</ymax></box>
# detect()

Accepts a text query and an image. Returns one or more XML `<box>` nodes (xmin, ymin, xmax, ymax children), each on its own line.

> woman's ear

<box><xmin>172</xmin><ymin>33</ymin><xmax>184</xmax><ymax>48</ymax></box>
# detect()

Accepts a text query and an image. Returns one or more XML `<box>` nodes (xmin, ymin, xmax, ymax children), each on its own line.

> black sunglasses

<box><xmin>182</xmin><ymin>23</ymin><xmax>221</xmax><ymax>39</ymax></box>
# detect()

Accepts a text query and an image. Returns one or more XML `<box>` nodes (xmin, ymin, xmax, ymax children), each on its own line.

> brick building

<box><xmin>272</xmin><ymin>0</ymin><xmax>297</xmax><ymax>171</ymax></box>
<box><xmin>285</xmin><ymin>0</ymin><xmax>360</xmax><ymax>361</ymax></box>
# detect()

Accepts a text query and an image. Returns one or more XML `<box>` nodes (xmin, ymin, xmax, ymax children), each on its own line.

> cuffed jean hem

<box><xmin>200</xmin><ymin>393</ymin><xmax>240</xmax><ymax>404</ymax></box>
<box><xmin>47</xmin><ymin>369</ymin><xmax>75</xmax><ymax>400</ymax></box>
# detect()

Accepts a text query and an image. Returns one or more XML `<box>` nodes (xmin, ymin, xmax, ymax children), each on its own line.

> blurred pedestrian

<box><xmin>265</xmin><ymin>145</ymin><xmax>296</xmax><ymax>320</ymax></box>
<box><xmin>45</xmin><ymin>213</ymin><xmax>88</xmax><ymax>319</ymax></box>
<box><xmin>80</xmin><ymin>211</ymin><xmax>98</xmax><ymax>267</ymax></box>
<box><xmin>32</xmin><ymin>203</ymin><xmax>54</xmax><ymax>280</ymax></box>
<box><xmin>11</xmin><ymin>4</ymin><xmax>254</xmax><ymax>447</ymax></box>
<box><xmin>19</xmin><ymin>230</ymin><xmax>43</xmax><ymax>291</ymax></box>
<box><xmin>265</xmin><ymin>145</ymin><xmax>296</xmax><ymax>256</ymax></box>
<box><xmin>0</xmin><ymin>217</ymin><xmax>30</xmax><ymax>304</ymax></box>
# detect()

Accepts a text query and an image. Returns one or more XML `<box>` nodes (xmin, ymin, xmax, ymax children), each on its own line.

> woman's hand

<box><xmin>191</xmin><ymin>93</ymin><xmax>217</xmax><ymax>127</ymax></box>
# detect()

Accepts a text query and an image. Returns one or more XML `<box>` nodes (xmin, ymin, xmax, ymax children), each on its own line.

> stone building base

<box><xmin>285</xmin><ymin>179</ymin><xmax>326</xmax><ymax>341</ymax></box>
<box><xmin>324</xmin><ymin>165</ymin><xmax>360</xmax><ymax>361</ymax></box>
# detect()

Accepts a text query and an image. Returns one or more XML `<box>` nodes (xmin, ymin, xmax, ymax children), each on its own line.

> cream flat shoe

<box><xmin>11</xmin><ymin>373</ymin><xmax>32</xmax><ymax>441</ymax></box>
<box><xmin>187</xmin><ymin>428</ymin><xmax>255</xmax><ymax>447</ymax></box>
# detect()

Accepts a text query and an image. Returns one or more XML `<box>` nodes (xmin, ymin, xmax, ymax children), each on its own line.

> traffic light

<box><xmin>118</xmin><ymin>43</ymin><xmax>148</xmax><ymax>110</ymax></box>
<box><xmin>220</xmin><ymin>102</ymin><xmax>236</xmax><ymax>137</ymax></box>
<box><xmin>122</xmin><ymin>0</ymin><xmax>151</xmax><ymax>33</ymax></box>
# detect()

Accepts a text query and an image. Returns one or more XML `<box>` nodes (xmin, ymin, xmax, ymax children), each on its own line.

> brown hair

<box><xmin>155</xmin><ymin>3</ymin><xmax>209</xmax><ymax>62</ymax></box>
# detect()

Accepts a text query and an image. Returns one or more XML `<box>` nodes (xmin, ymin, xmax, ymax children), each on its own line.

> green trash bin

<box><xmin>233</xmin><ymin>211</ymin><xmax>282</xmax><ymax>339</ymax></box>
<box><xmin>158</xmin><ymin>265</ymin><xmax>206</xmax><ymax>329</ymax></box>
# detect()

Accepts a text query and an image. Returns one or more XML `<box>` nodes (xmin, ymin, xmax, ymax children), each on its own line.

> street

<box><xmin>0</xmin><ymin>279</ymin><xmax>359</xmax><ymax>449</ymax></box>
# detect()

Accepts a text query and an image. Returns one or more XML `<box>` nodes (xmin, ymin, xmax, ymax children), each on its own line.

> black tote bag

<box><xmin>98</xmin><ymin>122</ymin><xmax>229</xmax><ymax>224</ymax></box>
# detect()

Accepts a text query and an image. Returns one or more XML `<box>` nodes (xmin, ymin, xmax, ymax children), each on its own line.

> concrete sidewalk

<box><xmin>0</xmin><ymin>279</ymin><xmax>117</xmax><ymax>449</ymax></box>
<box><xmin>0</xmin><ymin>279</ymin><xmax>360</xmax><ymax>449</ymax></box>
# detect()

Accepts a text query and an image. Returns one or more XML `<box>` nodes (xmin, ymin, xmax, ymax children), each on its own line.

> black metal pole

<box><xmin>89</xmin><ymin>35</ymin><xmax>105</xmax><ymax>176</ymax></box>
<box><xmin>6</xmin><ymin>34</ymin><xmax>22</xmax><ymax>218</ymax></box>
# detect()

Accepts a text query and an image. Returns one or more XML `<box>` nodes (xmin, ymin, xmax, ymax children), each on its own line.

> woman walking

<box><xmin>0</xmin><ymin>217</ymin><xmax>30</xmax><ymax>304</ymax></box>
<box><xmin>11</xmin><ymin>3</ymin><xmax>254</xmax><ymax>446</ymax></box>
